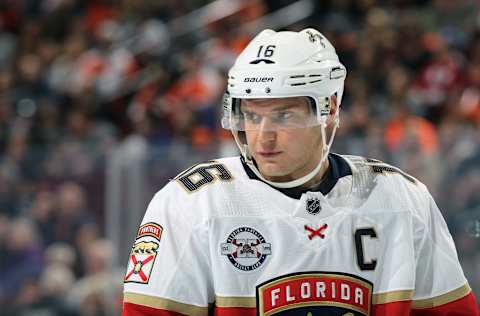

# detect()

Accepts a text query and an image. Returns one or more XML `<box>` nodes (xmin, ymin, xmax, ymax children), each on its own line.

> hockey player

<box><xmin>122</xmin><ymin>28</ymin><xmax>479</xmax><ymax>315</ymax></box>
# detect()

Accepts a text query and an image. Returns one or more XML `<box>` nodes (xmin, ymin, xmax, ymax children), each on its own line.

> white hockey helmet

<box><xmin>221</xmin><ymin>28</ymin><xmax>347</xmax><ymax>188</ymax></box>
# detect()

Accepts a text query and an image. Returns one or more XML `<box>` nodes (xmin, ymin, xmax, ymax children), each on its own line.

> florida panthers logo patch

<box><xmin>221</xmin><ymin>227</ymin><xmax>272</xmax><ymax>271</ymax></box>
<box><xmin>124</xmin><ymin>241</ymin><xmax>159</xmax><ymax>284</ymax></box>
<box><xmin>136</xmin><ymin>222</ymin><xmax>163</xmax><ymax>241</ymax></box>
<box><xmin>256</xmin><ymin>272</ymin><xmax>373</xmax><ymax>315</ymax></box>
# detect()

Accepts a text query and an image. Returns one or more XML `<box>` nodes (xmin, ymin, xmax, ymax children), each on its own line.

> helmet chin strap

<box><xmin>234</xmin><ymin>116</ymin><xmax>339</xmax><ymax>189</ymax></box>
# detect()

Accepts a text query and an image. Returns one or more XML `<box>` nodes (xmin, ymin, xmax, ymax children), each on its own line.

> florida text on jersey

<box><xmin>122</xmin><ymin>154</ymin><xmax>479</xmax><ymax>316</ymax></box>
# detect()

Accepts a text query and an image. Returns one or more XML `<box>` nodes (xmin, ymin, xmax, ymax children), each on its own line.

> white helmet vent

<box><xmin>290</xmin><ymin>75</ymin><xmax>305</xmax><ymax>78</ymax></box>
<box><xmin>285</xmin><ymin>73</ymin><xmax>324</xmax><ymax>87</ymax></box>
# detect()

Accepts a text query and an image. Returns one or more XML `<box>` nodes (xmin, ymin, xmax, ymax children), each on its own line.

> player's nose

<box><xmin>257</xmin><ymin>118</ymin><xmax>277</xmax><ymax>142</ymax></box>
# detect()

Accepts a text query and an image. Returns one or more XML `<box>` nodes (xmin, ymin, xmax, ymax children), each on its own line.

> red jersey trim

<box><xmin>123</xmin><ymin>302</ymin><xmax>187</xmax><ymax>316</ymax></box>
<box><xmin>372</xmin><ymin>300</ymin><xmax>413</xmax><ymax>315</ymax></box>
<box><xmin>127</xmin><ymin>294</ymin><xmax>477</xmax><ymax>316</ymax></box>
<box><xmin>123</xmin><ymin>292</ymin><xmax>208</xmax><ymax>316</ymax></box>
<box><xmin>373</xmin><ymin>289</ymin><xmax>413</xmax><ymax>304</ymax></box>
<box><xmin>412</xmin><ymin>283</ymin><xmax>471</xmax><ymax>308</ymax></box>
<box><xmin>213</xmin><ymin>306</ymin><xmax>256</xmax><ymax>316</ymax></box>
<box><xmin>216</xmin><ymin>296</ymin><xmax>256</xmax><ymax>308</ymax></box>
<box><xmin>412</xmin><ymin>291</ymin><xmax>479</xmax><ymax>316</ymax></box>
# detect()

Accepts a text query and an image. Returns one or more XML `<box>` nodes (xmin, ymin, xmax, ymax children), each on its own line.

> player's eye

<box><xmin>272</xmin><ymin>111</ymin><xmax>294</xmax><ymax>123</ymax></box>
<box><xmin>243</xmin><ymin>111</ymin><xmax>261</xmax><ymax>124</ymax></box>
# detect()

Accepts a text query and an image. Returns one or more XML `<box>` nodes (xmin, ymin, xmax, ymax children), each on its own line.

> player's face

<box><xmin>242</xmin><ymin>97</ymin><xmax>324</xmax><ymax>182</ymax></box>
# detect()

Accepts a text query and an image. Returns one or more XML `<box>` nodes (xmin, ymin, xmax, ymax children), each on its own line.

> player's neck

<box><xmin>300</xmin><ymin>158</ymin><xmax>330</xmax><ymax>190</ymax></box>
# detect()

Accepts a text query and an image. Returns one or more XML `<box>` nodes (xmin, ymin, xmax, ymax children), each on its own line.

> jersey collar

<box><xmin>241</xmin><ymin>153</ymin><xmax>352</xmax><ymax>199</ymax></box>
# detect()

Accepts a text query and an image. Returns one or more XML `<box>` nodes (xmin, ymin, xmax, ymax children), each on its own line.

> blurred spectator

<box><xmin>53</xmin><ymin>182</ymin><xmax>95</xmax><ymax>245</ymax></box>
<box><xmin>45</xmin><ymin>242</ymin><xmax>77</xmax><ymax>268</ymax></box>
<box><xmin>5</xmin><ymin>265</ymin><xmax>79</xmax><ymax>316</ymax></box>
<box><xmin>29</xmin><ymin>189</ymin><xmax>57</xmax><ymax>246</ymax></box>
<box><xmin>67</xmin><ymin>239</ymin><xmax>123</xmax><ymax>316</ymax></box>
<box><xmin>409</xmin><ymin>34</ymin><xmax>465</xmax><ymax>122</ymax></box>
<box><xmin>0</xmin><ymin>217</ymin><xmax>43</xmax><ymax>303</ymax></box>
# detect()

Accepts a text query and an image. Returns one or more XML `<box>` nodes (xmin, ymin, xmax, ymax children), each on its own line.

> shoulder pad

<box><xmin>172</xmin><ymin>160</ymin><xmax>235</xmax><ymax>193</ymax></box>
<box><xmin>343</xmin><ymin>155</ymin><xmax>417</xmax><ymax>185</ymax></box>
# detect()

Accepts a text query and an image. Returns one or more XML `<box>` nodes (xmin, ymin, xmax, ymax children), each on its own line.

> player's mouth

<box><xmin>257</xmin><ymin>151</ymin><xmax>282</xmax><ymax>158</ymax></box>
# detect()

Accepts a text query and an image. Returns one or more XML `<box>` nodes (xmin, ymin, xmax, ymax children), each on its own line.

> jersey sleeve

<box><xmin>412</xmin><ymin>188</ymin><xmax>479</xmax><ymax>315</ymax></box>
<box><xmin>122</xmin><ymin>184</ymin><xmax>214</xmax><ymax>316</ymax></box>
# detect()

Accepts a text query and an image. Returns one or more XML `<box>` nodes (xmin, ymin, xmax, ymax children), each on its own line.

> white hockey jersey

<box><xmin>122</xmin><ymin>154</ymin><xmax>479</xmax><ymax>316</ymax></box>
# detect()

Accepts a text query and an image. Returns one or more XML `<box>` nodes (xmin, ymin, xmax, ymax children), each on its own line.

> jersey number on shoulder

<box><xmin>355</xmin><ymin>228</ymin><xmax>377</xmax><ymax>271</ymax></box>
<box><xmin>175</xmin><ymin>162</ymin><xmax>233</xmax><ymax>192</ymax></box>
<box><xmin>366</xmin><ymin>158</ymin><xmax>416</xmax><ymax>184</ymax></box>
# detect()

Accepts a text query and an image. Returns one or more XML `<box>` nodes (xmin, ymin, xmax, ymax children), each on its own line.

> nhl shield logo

<box><xmin>306</xmin><ymin>197</ymin><xmax>321</xmax><ymax>215</ymax></box>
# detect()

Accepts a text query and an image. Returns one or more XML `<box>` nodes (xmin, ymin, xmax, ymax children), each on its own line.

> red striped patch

<box><xmin>137</xmin><ymin>222</ymin><xmax>163</xmax><ymax>241</ymax></box>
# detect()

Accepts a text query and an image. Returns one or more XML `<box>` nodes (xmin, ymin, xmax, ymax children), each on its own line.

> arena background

<box><xmin>0</xmin><ymin>0</ymin><xmax>479</xmax><ymax>314</ymax></box>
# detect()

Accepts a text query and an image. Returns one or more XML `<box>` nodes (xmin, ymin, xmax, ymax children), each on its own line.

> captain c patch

<box><xmin>256</xmin><ymin>271</ymin><xmax>373</xmax><ymax>315</ymax></box>
<box><xmin>124</xmin><ymin>241</ymin><xmax>159</xmax><ymax>284</ymax></box>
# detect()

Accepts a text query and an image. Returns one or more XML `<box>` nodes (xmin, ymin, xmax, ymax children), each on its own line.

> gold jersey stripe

<box><xmin>124</xmin><ymin>292</ymin><xmax>208</xmax><ymax>316</ymax></box>
<box><xmin>215</xmin><ymin>296</ymin><xmax>256</xmax><ymax>308</ymax></box>
<box><xmin>373</xmin><ymin>290</ymin><xmax>413</xmax><ymax>304</ymax></box>
<box><xmin>412</xmin><ymin>283</ymin><xmax>471</xmax><ymax>309</ymax></box>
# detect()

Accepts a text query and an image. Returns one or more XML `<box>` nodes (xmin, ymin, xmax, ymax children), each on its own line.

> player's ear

<box><xmin>327</xmin><ymin>94</ymin><xmax>338</xmax><ymax>125</ymax></box>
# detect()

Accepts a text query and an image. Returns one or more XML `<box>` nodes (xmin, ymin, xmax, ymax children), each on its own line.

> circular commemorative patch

<box><xmin>220</xmin><ymin>227</ymin><xmax>272</xmax><ymax>271</ymax></box>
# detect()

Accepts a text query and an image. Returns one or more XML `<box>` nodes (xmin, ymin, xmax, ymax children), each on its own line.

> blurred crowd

<box><xmin>0</xmin><ymin>0</ymin><xmax>479</xmax><ymax>314</ymax></box>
